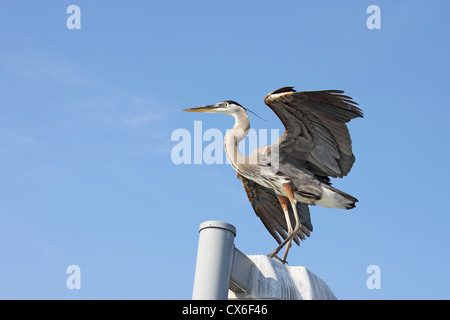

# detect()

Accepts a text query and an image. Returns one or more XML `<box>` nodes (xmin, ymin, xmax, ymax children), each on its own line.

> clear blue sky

<box><xmin>1</xmin><ymin>0</ymin><xmax>449</xmax><ymax>299</ymax></box>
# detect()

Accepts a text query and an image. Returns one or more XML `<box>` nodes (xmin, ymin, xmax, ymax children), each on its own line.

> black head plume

<box><xmin>224</xmin><ymin>100</ymin><xmax>266</xmax><ymax>122</ymax></box>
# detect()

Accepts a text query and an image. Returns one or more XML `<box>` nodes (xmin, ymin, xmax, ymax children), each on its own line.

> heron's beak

<box><xmin>182</xmin><ymin>105</ymin><xmax>217</xmax><ymax>113</ymax></box>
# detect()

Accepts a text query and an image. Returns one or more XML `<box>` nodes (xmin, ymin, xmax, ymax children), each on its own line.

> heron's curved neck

<box><xmin>224</xmin><ymin>109</ymin><xmax>250</xmax><ymax>170</ymax></box>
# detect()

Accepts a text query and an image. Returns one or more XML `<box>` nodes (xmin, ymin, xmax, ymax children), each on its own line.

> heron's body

<box><xmin>184</xmin><ymin>86</ymin><xmax>363</xmax><ymax>262</ymax></box>
<box><xmin>223</xmin><ymin>112</ymin><xmax>355</xmax><ymax>209</ymax></box>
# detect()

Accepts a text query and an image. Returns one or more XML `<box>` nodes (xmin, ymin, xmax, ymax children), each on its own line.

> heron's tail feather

<box><xmin>316</xmin><ymin>185</ymin><xmax>358</xmax><ymax>209</ymax></box>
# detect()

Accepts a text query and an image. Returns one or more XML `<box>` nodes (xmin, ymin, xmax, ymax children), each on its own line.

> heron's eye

<box><xmin>222</xmin><ymin>102</ymin><xmax>228</xmax><ymax>107</ymax></box>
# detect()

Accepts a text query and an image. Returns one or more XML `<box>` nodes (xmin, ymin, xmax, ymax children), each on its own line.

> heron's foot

<box><xmin>268</xmin><ymin>244</ymin><xmax>285</xmax><ymax>258</ymax></box>
<box><xmin>267</xmin><ymin>253</ymin><xmax>288</xmax><ymax>264</ymax></box>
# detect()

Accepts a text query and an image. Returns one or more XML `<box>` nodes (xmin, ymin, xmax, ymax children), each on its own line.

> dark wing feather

<box><xmin>264</xmin><ymin>87</ymin><xmax>363</xmax><ymax>178</ymax></box>
<box><xmin>237</xmin><ymin>174</ymin><xmax>312</xmax><ymax>246</ymax></box>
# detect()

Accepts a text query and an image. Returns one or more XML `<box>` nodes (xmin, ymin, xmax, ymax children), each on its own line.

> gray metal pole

<box><xmin>192</xmin><ymin>221</ymin><xmax>236</xmax><ymax>300</ymax></box>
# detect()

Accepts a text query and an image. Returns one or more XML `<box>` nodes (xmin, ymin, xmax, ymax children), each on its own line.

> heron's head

<box><xmin>183</xmin><ymin>100</ymin><xmax>244</xmax><ymax>116</ymax></box>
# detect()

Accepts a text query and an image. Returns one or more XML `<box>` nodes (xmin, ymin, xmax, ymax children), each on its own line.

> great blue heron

<box><xmin>183</xmin><ymin>86</ymin><xmax>363</xmax><ymax>263</ymax></box>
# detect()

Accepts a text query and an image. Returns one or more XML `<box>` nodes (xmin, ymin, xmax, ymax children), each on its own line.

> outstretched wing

<box><xmin>264</xmin><ymin>87</ymin><xmax>363</xmax><ymax>178</ymax></box>
<box><xmin>237</xmin><ymin>173</ymin><xmax>312</xmax><ymax>246</ymax></box>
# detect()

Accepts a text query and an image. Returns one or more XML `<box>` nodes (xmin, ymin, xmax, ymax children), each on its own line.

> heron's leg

<box><xmin>283</xmin><ymin>183</ymin><xmax>301</xmax><ymax>227</ymax></box>
<box><xmin>279</xmin><ymin>195</ymin><xmax>294</xmax><ymax>262</ymax></box>
<box><xmin>267</xmin><ymin>195</ymin><xmax>292</xmax><ymax>262</ymax></box>
<box><xmin>277</xmin><ymin>195</ymin><xmax>293</xmax><ymax>235</ymax></box>
<box><xmin>268</xmin><ymin>184</ymin><xmax>303</xmax><ymax>263</ymax></box>
<box><xmin>281</xmin><ymin>183</ymin><xmax>301</xmax><ymax>262</ymax></box>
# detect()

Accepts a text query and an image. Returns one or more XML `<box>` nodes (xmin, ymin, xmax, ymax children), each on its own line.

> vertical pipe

<box><xmin>192</xmin><ymin>221</ymin><xmax>236</xmax><ymax>300</ymax></box>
